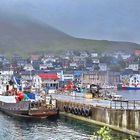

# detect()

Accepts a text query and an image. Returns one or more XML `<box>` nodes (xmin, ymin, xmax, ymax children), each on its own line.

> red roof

<box><xmin>134</xmin><ymin>50</ymin><xmax>140</xmax><ymax>56</ymax></box>
<box><xmin>31</xmin><ymin>54</ymin><xmax>40</xmax><ymax>61</ymax></box>
<box><xmin>38</xmin><ymin>73</ymin><xmax>59</xmax><ymax>80</ymax></box>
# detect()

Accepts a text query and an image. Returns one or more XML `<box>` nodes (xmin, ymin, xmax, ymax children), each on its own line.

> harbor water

<box><xmin>119</xmin><ymin>90</ymin><xmax>140</xmax><ymax>100</ymax></box>
<box><xmin>0</xmin><ymin>90</ymin><xmax>139</xmax><ymax>140</ymax></box>
<box><xmin>0</xmin><ymin>113</ymin><xmax>133</xmax><ymax>140</ymax></box>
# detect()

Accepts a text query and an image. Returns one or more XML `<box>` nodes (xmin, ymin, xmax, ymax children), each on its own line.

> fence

<box><xmin>110</xmin><ymin>100</ymin><xmax>140</xmax><ymax>110</ymax></box>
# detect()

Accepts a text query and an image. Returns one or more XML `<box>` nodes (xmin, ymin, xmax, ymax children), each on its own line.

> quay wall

<box><xmin>57</xmin><ymin>100</ymin><xmax>140</xmax><ymax>137</ymax></box>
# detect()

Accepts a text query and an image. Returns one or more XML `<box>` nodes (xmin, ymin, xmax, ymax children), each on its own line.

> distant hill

<box><xmin>0</xmin><ymin>16</ymin><xmax>140</xmax><ymax>57</ymax></box>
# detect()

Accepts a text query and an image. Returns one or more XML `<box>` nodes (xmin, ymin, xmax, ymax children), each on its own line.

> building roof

<box><xmin>20</xmin><ymin>70</ymin><xmax>45</xmax><ymax>75</ymax></box>
<box><xmin>31</xmin><ymin>54</ymin><xmax>41</xmax><ymax>61</ymax></box>
<box><xmin>38</xmin><ymin>73</ymin><xmax>59</xmax><ymax>80</ymax></box>
<box><xmin>121</xmin><ymin>69</ymin><xmax>134</xmax><ymax>75</ymax></box>
<box><xmin>134</xmin><ymin>50</ymin><xmax>140</xmax><ymax>56</ymax></box>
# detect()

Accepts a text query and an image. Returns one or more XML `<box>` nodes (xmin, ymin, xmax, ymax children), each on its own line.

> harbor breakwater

<box><xmin>56</xmin><ymin>99</ymin><xmax>140</xmax><ymax>137</ymax></box>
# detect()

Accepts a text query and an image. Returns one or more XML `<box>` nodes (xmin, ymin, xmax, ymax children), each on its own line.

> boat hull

<box><xmin>117</xmin><ymin>84</ymin><xmax>140</xmax><ymax>90</ymax></box>
<box><xmin>0</xmin><ymin>101</ymin><xmax>59</xmax><ymax>119</ymax></box>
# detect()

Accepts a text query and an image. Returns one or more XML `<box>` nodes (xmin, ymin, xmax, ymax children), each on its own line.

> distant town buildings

<box><xmin>0</xmin><ymin>49</ymin><xmax>140</xmax><ymax>89</ymax></box>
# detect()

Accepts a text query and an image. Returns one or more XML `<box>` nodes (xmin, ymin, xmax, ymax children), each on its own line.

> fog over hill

<box><xmin>0</xmin><ymin>0</ymin><xmax>140</xmax><ymax>43</ymax></box>
<box><xmin>0</xmin><ymin>15</ymin><xmax>74</xmax><ymax>55</ymax></box>
<box><xmin>0</xmin><ymin>0</ymin><xmax>140</xmax><ymax>56</ymax></box>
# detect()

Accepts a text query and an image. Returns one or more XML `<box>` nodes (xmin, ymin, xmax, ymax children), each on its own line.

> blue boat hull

<box><xmin>117</xmin><ymin>84</ymin><xmax>140</xmax><ymax>90</ymax></box>
<box><xmin>123</xmin><ymin>87</ymin><xmax>140</xmax><ymax>90</ymax></box>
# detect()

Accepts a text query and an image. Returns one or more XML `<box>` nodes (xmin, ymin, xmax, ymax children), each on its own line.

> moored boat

<box><xmin>0</xmin><ymin>72</ymin><xmax>59</xmax><ymax>119</ymax></box>
<box><xmin>117</xmin><ymin>74</ymin><xmax>140</xmax><ymax>90</ymax></box>
<box><xmin>117</xmin><ymin>83</ymin><xmax>140</xmax><ymax>90</ymax></box>
<box><xmin>0</xmin><ymin>94</ymin><xmax>59</xmax><ymax>119</ymax></box>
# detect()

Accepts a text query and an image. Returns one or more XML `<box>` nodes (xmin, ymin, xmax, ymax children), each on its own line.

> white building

<box><xmin>69</xmin><ymin>62</ymin><xmax>78</xmax><ymax>69</ymax></box>
<box><xmin>32</xmin><ymin>73</ymin><xmax>59</xmax><ymax>91</ymax></box>
<box><xmin>92</xmin><ymin>58</ymin><xmax>100</xmax><ymax>64</ymax></box>
<box><xmin>0</xmin><ymin>70</ymin><xmax>14</xmax><ymax>84</ymax></box>
<box><xmin>129</xmin><ymin>74</ymin><xmax>140</xmax><ymax>87</ymax></box>
<box><xmin>99</xmin><ymin>63</ymin><xmax>107</xmax><ymax>71</ymax></box>
<box><xmin>39</xmin><ymin>64</ymin><xmax>48</xmax><ymax>70</ymax></box>
<box><xmin>113</xmin><ymin>52</ymin><xmax>131</xmax><ymax>60</ymax></box>
<box><xmin>62</xmin><ymin>74</ymin><xmax>74</xmax><ymax>81</ymax></box>
<box><xmin>91</xmin><ymin>52</ymin><xmax>98</xmax><ymax>57</ymax></box>
<box><xmin>23</xmin><ymin>64</ymin><xmax>34</xmax><ymax>71</ymax></box>
<box><xmin>128</xmin><ymin>63</ymin><xmax>139</xmax><ymax>71</ymax></box>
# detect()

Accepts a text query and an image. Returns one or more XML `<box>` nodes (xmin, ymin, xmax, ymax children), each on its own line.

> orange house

<box><xmin>134</xmin><ymin>50</ymin><xmax>140</xmax><ymax>56</ymax></box>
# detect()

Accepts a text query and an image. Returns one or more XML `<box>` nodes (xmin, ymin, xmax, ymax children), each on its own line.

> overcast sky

<box><xmin>0</xmin><ymin>0</ymin><xmax>140</xmax><ymax>43</ymax></box>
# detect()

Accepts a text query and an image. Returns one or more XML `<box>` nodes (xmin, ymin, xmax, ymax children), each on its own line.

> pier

<box><xmin>52</xmin><ymin>93</ymin><xmax>140</xmax><ymax>137</ymax></box>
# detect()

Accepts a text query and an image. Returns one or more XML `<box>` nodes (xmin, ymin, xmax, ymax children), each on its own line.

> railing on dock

<box><xmin>110</xmin><ymin>100</ymin><xmax>140</xmax><ymax>110</ymax></box>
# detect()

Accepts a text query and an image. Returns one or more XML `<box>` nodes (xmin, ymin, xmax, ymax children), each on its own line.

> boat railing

<box><xmin>110</xmin><ymin>100</ymin><xmax>140</xmax><ymax>110</ymax></box>
<box><xmin>29</xmin><ymin>99</ymin><xmax>57</xmax><ymax>110</ymax></box>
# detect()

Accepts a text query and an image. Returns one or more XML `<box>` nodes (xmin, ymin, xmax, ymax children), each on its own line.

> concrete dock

<box><xmin>52</xmin><ymin>93</ymin><xmax>140</xmax><ymax>110</ymax></box>
<box><xmin>51</xmin><ymin>93</ymin><xmax>140</xmax><ymax>137</ymax></box>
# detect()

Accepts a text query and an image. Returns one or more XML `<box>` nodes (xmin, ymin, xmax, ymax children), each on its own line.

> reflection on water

<box><xmin>0</xmin><ymin>112</ymin><xmax>132</xmax><ymax>140</ymax></box>
<box><xmin>0</xmin><ymin>113</ymin><xmax>88</xmax><ymax>140</ymax></box>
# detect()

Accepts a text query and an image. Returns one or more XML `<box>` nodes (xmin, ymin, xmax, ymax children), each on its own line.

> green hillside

<box><xmin>0</xmin><ymin>17</ymin><xmax>140</xmax><ymax>57</ymax></box>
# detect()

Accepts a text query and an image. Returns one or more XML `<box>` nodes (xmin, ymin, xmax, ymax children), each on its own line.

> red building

<box><xmin>134</xmin><ymin>50</ymin><xmax>140</xmax><ymax>56</ymax></box>
<box><xmin>32</xmin><ymin>73</ymin><xmax>60</xmax><ymax>91</ymax></box>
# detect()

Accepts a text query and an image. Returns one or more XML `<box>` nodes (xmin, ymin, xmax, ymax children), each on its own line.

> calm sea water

<box><xmin>0</xmin><ymin>112</ymin><xmax>131</xmax><ymax>140</ymax></box>
<box><xmin>0</xmin><ymin>90</ymin><xmax>139</xmax><ymax>140</ymax></box>
<box><xmin>118</xmin><ymin>90</ymin><xmax>140</xmax><ymax>100</ymax></box>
